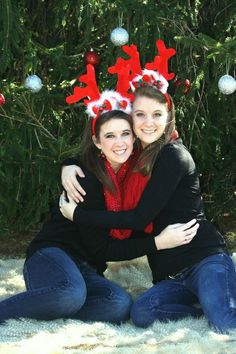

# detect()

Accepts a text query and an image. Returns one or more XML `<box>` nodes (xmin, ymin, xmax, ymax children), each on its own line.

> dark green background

<box><xmin>0</xmin><ymin>0</ymin><xmax>235</xmax><ymax>235</ymax></box>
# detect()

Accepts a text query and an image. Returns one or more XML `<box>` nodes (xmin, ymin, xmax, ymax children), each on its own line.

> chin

<box><xmin>117</xmin><ymin>156</ymin><xmax>129</xmax><ymax>163</ymax></box>
<box><xmin>142</xmin><ymin>138</ymin><xmax>157</xmax><ymax>146</ymax></box>
<box><xmin>141</xmin><ymin>134</ymin><xmax>162</xmax><ymax>146</ymax></box>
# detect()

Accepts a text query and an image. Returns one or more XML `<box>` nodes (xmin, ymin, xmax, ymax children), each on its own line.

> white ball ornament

<box><xmin>218</xmin><ymin>74</ymin><xmax>236</xmax><ymax>95</ymax></box>
<box><xmin>110</xmin><ymin>27</ymin><xmax>129</xmax><ymax>46</ymax></box>
<box><xmin>24</xmin><ymin>74</ymin><xmax>43</xmax><ymax>93</ymax></box>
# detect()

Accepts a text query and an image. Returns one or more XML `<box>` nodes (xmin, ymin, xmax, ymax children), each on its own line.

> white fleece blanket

<box><xmin>0</xmin><ymin>256</ymin><xmax>236</xmax><ymax>354</ymax></box>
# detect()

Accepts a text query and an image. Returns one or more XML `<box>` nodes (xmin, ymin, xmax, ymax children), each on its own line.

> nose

<box><xmin>144</xmin><ymin>115</ymin><xmax>154</xmax><ymax>126</ymax></box>
<box><xmin>114</xmin><ymin>136</ymin><xmax>126</xmax><ymax>146</ymax></box>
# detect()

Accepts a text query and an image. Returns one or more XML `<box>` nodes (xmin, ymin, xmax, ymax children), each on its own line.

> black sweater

<box><xmin>27</xmin><ymin>168</ymin><xmax>157</xmax><ymax>274</ymax></box>
<box><xmin>70</xmin><ymin>140</ymin><xmax>226</xmax><ymax>282</ymax></box>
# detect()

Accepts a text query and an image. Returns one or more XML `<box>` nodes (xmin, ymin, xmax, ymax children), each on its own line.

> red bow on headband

<box><xmin>92</xmin><ymin>99</ymin><xmax>112</xmax><ymax>116</ymax></box>
<box><xmin>91</xmin><ymin>99</ymin><xmax>113</xmax><ymax>135</ymax></box>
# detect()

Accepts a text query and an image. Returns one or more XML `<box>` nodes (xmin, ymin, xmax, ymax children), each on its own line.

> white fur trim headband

<box><xmin>130</xmin><ymin>69</ymin><xmax>169</xmax><ymax>94</ymax></box>
<box><xmin>86</xmin><ymin>90</ymin><xmax>132</xmax><ymax>118</ymax></box>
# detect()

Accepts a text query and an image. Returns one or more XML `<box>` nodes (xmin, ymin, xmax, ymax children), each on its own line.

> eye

<box><xmin>105</xmin><ymin>134</ymin><xmax>115</xmax><ymax>139</ymax></box>
<box><xmin>122</xmin><ymin>131</ymin><xmax>132</xmax><ymax>136</ymax></box>
<box><xmin>135</xmin><ymin>112</ymin><xmax>145</xmax><ymax>118</ymax></box>
<box><xmin>153</xmin><ymin>112</ymin><xmax>162</xmax><ymax>118</ymax></box>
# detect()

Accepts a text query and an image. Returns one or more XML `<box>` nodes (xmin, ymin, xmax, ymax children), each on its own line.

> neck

<box><xmin>107</xmin><ymin>160</ymin><xmax>122</xmax><ymax>173</ymax></box>
<box><xmin>111</xmin><ymin>163</ymin><xmax>122</xmax><ymax>173</ymax></box>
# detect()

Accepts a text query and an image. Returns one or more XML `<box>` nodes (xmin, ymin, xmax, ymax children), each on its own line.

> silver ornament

<box><xmin>110</xmin><ymin>27</ymin><xmax>129</xmax><ymax>46</ymax></box>
<box><xmin>218</xmin><ymin>74</ymin><xmax>236</xmax><ymax>95</ymax></box>
<box><xmin>24</xmin><ymin>75</ymin><xmax>43</xmax><ymax>93</ymax></box>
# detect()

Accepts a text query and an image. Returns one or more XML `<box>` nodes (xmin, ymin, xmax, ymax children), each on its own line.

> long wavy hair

<box><xmin>80</xmin><ymin>110</ymin><xmax>134</xmax><ymax>193</ymax></box>
<box><xmin>133</xmin><ymin>86</ymin><xmax>176</xmax><ymax>176</ymax></box>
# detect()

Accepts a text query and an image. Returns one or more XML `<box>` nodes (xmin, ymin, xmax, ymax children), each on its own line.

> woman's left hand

<box><xmin>59</xmin><ymin>191</ymin><xmax>77</xmax><ymax>221</ymax></box>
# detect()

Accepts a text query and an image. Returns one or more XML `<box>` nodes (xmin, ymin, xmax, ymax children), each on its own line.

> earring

<box><xmin>99</xmin><ymin>148</ymin><xmax>105</xmax><ymax>158</ymax></box>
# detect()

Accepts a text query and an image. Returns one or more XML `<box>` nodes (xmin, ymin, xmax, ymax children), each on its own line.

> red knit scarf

<box><xmin>103</xmin><ymin>151</ymin><xmax>152</xmax><ymax>239</ymax></box>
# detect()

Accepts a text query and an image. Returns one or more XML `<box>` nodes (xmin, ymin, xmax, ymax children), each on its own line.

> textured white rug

<box><xmin>0</xmin><ymin>256</ymin><xmax>236</xmax><ymax>354</ymax></box>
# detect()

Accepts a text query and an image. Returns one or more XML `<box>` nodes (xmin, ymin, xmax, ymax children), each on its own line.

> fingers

<box><xmin>64</xmin><ymin>180</ymin><xmax>85</xmax><ymax>203</ymax></box>
<box><xmin>168</xmin><ymin>219</ymin><xmax>197</xmax><ymax>230</ymax></box>
<box><xmin>181</xmin><ymin>219</ymin><xmax>197</xmax><ymax>231</ymax></box>
<box><xmin>67</xmin><ymin>175</ymin><xmax>86</xmax><ymax>196</ymax></box>
<box><xmin>185</xmin><ymin>222</ymin><xmax>199</xmax><ymax>234</ymax></box>
<box><xmin>183</xmin><ymin>232</ymin><xmax>197</xmax><ymax>243</ymax></box>
<box><xmin>183</xmin><ymin>236</ymin><xmax>193</xmax><ymax>244</ymax></box>
<box><xmin>170</xmin><ymin>219</ymin><xmax>197</xmax><ymax>231</ymax></box>
<box><xmin>182</xmin><ymin>223</ymin><xmax>199</xmax><ymax>243</ymax></box>
<box><xmin>75</xmin><ymin>166</ymin><xmax>85</xmax><ymax>178</ymax></box>
<box><xmin>61</xmin><ymin>165</ymin><xmax>86</xmax><ymax>202</ymax></box>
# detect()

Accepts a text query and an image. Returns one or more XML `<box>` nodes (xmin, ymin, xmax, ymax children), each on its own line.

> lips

<box><xmin>141</xmin><ymin>129</ymin><xmax>157</xmax><ymax>134</ymax></box>
<box><xmin>113</xmin><ymin>149</ymin><xmax>127</xmax><ymax>155</ymax></box>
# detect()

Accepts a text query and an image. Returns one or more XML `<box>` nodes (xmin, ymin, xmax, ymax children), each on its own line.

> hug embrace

<box><xmin>1</xmin><ymin>39</ymin><xmax>236</xmax><ymax>333</ymax></box>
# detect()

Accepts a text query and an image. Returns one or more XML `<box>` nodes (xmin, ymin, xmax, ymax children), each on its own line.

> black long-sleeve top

<box><xmin>70</xmin><ymin>139</ymin><xmax>226</xmax><ymax>282</ymax></box>
<box><xmin>27</xmin><ymin>167</ymin><xmax>157</xmax><ymax>274</ymax></box>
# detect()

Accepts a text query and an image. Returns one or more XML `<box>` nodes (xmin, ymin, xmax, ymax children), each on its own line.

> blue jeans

<box><xmin>131</xmin><ymin>253</ymin><xmax>236</xmax><ymax>332</ymax></box>
<box><xmin>0</xmin><ymin>247</ymin><xmax>132</xmax><ymax>324</ymax></box>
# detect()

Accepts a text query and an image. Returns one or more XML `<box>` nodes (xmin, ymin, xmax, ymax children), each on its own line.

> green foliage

<box><xmin>0</xmin><ymin>0</ymin><xmax>235</xmax><ymax>234</ymax></box>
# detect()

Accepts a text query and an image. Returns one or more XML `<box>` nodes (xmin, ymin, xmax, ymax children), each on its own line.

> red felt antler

<box><xmin>66</xmin><ymin>64</ymin><xmax>100</xmax><ymax>105</ymax></box>
<box><xmin>108</xmin><ymin>44</ymin><xmax>142</xmax><ymax>100</ymax></box>
<box><xmin>145</xmin><ymin>39</ymin><xmax>176</xmax><ymax>80</ymax></box>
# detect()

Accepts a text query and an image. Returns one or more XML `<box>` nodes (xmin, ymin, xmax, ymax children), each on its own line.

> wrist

<box><xmin>154</xmin><ymin>236</ymin><xmax>163</xmax><ymax>250</ymax></box>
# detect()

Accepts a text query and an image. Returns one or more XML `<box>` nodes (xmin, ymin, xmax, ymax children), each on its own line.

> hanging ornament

<box><xmin>173</xmin><ymin>78</ymin><xmax>182</xmax><ymax>88</ymax></box>
<box><xmin>218</xmin><ymin>74</ymin><xmax>236</xmax><ymax>95</ymax></box>
<box><xmin>183</xmin><ymin>79</ymin><xmax>191</xmax><ymax>95</ymax></box>
<box><xmin>24</xmin><ymin>75</ymin><xmax>43</xmax><ymax>93</ymax></box>
<box><xmin>110</xmin><ymin>27</ymin><xmax>129</xmax><ymax>46</ymax></box>
<box><xmin>173</xmin><ymin>78</ymin><xmax>191</xmax><ymax>95</ymax></box>
<box><xmin>84</xmin><ymin>51</ymin><xmax>100</xmax><ymax>66</ymax></box>
<box><xmin>0</xmin><ymin>93</ymin><xmax>6</xmax><ymax>105</ymax></box>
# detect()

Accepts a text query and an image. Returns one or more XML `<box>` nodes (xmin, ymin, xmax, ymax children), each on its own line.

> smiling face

<box><xmin>93</xmin><ymin>118</ymin><xmax>134</xmax><ymax>172</ymax></box>
<box><xmin>132</xmin><ymin>96</ymin><xmax>169</xmax><ymax>148</ymax></box>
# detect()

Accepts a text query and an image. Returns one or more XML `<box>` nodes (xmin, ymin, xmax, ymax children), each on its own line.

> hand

<box><xmin>59</xmin><ymin>192</ymin><xmax>77</xmax><ymax>221</ymax></box>
<box><xmin>154</xmin><ymin>219</ymin><xmax>199</xmax><ymax>250</ymax></box>
<box><xmin>61</xmin><ymin>165</ymin><xmax>86</xmax><ymax>203</ymax></box>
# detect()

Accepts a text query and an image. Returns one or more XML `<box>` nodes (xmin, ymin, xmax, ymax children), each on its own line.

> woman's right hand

<box><xmin>61</xmin><ymin>165</ymin><xmax>86</xmax><ymax>203</ymax></box>
<box><xmin>154</xmin><ymin>219</ymin><xmax>199</xmax><ymax>250</ymax></box>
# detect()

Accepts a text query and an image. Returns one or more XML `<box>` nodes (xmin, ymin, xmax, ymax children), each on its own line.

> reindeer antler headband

<box><xmin>65</xmin><ymin>64</ymin><xmax>132</xmax><ymax>135</ymax></box>
<box><xmin>66</xmin><ymin>39</ymin><xmax>176</xmax><ymax>133</ymax></box>
<box><xmin>108</xmin><ymin>39</ymin><xmax>176</xmax><ymax>110</ymax></box>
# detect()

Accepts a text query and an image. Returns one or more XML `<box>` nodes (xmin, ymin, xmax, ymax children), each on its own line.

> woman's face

<box><xmin>93</xmin><ymin>118</ymin><xmax>134</xmax><ymax>172</ymax></box>
<box><xmin>132</xmin><ymin>96</ymin><xmax>168</xmax><ymax>148</ymax></box>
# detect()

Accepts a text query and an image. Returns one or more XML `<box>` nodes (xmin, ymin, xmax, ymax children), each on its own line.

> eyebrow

<box><xmin>134</xmin><ymin>109</ymin><xmax>163</xmax><ymax>113</ymax></box>
<box><xmin>104</xmin><ymin>129</ymin><xmax>131</xmax><ymax>136</ymax></box>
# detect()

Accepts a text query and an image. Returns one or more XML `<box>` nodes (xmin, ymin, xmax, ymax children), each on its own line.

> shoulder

<box><xmin>76</xmin><ymin>166</ymin><xmax>104</xmax><ymax>209</ymax></box>
<box><xmin>154</xmin><ymin>139</ymin><xmax>195</xmax><ymax>172</ymax></box>
<box><xmin>161</xmin><ymin>139</ymin><xmax>193</xmax><ymax>161</ymax></box>
<box><xmin>77</xmin><ymin>164</ymin><xmax>102</xmax><ymax>190</ymax></box>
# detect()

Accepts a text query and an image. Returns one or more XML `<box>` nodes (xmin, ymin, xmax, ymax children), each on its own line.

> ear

<box><xmin>92</xmin><ymin>135</ymin><xmax>102</xmax><ymax>150</ymax></box>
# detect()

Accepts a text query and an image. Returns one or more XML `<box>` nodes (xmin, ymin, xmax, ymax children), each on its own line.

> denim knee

<box><xmin>208</xmin><ymin>310</ymin><xmax>236</xmax><ymax>333</ymax></box>
<box><xmin>109</xmin><ymin>292</ymin><xmax>132</xmax><ymax>323</ymax></box>
<box><xmin>47</xmin><ymin>281</ymin><xmax>87</xmax><ymax>319</ymax></box>
<box><xmin>130</xmin><ymin>300</ymin><xmax>150</xmax><ymax>327</ymax></box>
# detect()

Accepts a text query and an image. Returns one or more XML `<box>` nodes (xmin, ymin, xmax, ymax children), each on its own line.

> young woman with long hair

<box><xmin>0</xmin><ymin>108</ymin><xmax>197</xmax><ymax>325</ymax></box>
<box><xmin>60</xmin><ymin>86</ymin><xmax>235</xmax><ymax>333</ymax></box>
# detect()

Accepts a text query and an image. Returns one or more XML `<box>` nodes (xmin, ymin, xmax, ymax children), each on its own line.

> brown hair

<box><xmin>80</xmin><ymin>110</ymin><xmax>133</xmax><ymax>193</ymax></box>
<box><xmin>133</xmin><ymin>86</ymin><xmax>176</xmax><ymax>175</ymax></box>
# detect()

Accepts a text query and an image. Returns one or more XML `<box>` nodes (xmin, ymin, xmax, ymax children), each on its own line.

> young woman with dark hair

<box><xmin>0</xmin><ymin>108</ymin><xmax>196</xmax><ymax>325</ymax></box>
